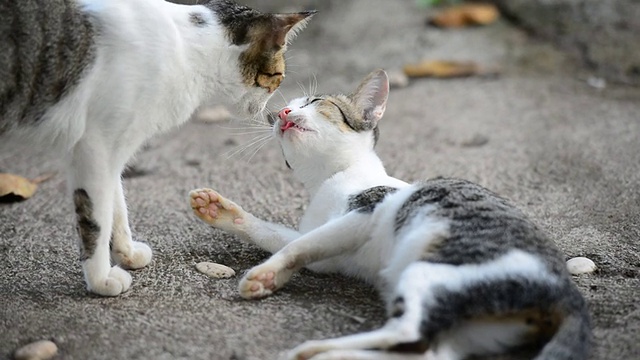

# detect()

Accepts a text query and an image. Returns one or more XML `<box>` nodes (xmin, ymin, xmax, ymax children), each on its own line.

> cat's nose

<box><xmin>278</xmin><ymin>108</ymin><xmax>292</xmax><ymax>121</ymax></box>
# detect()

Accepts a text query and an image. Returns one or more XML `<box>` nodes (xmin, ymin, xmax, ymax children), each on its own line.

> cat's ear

<box><xmin>272</xmin><ymin>11</ymin><xmax>316</xmax><ymax>47</ymax></box>
<box><xmin>351</xmin><ymin>69</ymin><xmax>389</xmax><ymax>129</ymax></box>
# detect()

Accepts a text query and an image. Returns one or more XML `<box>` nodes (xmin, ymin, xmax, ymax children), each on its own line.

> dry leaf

<box><xmin>0</xmin><ymin>172</ymin><xmax>55</xmax><ymax>202</ymax></box>
<box><xmin>403</xmin><ymin>60</ymin><xmax>480</xmax><ymax>78</ymax></box>
<box><xmin>429</xmin><ymin>3</ymin><xmax>499</xmax><ymax>28</ymax></box>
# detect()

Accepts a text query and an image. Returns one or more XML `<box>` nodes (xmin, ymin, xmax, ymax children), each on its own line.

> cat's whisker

<box><xmin>307</xmin><ymin>73</ymin><xmax>318</xmax><ymax>98</ymax></box>
<box><xmin>246</xmin><ymin>112</ymin><xmax>269</xmax><ymax>128</ymax></box>
<box><xmin>244</xmin><ymin>136</ymin><xmax>273</xmax><ymax>163</ymax></box>
<box><xmin>216</xmin><ymin>123</ymin><xmax>272</xmax><ymax>132</ymax></box>
<box><xmin>224</xmin><ymin>133</ymin><xmax>273</xmax><ymax>160</ymax></box>
<box><xmin>284</xmin><ymin>54</ymin><xmax>299</xmax><ymax>62</ymax></box>
<box><xmin>312</xmin><ymin>72</ymin><xmax>319</xmax><ymax>97</ymax></box>
<box><xmin>284</xmin><ymin>69</ymin><xmax>302</xmax><ymax>78</ymax></box>
<box><xmin>275</xmin><ymin>89</ymin><xmax>289</xmax><ymax>109</ymax></box>
<box><xmin>236</xmin><ymin>138</ymin><xmax>273</xmax><ymax>163</ymax></box>
<box><xmin>284</xmin><ymin>63</ymin><xmax>302</xmax><ymax>69</ymax></box>
<box><xmin>297</xmin><ymin>81</ymin><xmax>309</xmax><ymax>98</ymax></box>
<box><xmin>246</xmin><ymin>117</ymin><xmax>269</xmax><ymax>127</ymax></box>
<box><xmin>229</xmin><ymin>129</ymin><xmax>273</xmax><ymax>136</ymax></box>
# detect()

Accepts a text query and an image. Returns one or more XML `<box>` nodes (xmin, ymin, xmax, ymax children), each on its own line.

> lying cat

<box><xmin>189</xmin><ymin>70</ymin><xmax>591</xmax><ymax>359</ymax></box>
<box><xmin>0</xmin><ymin>0</ymin><xmax>313</xmax><ymax>296</ymax></box>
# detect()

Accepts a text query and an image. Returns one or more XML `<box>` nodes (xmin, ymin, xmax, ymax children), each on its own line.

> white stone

<box><xmin>387</xmin><ymin>69</ymin><xmax>410</xmax><ymax>88</ymax></box>
<box><xmin>196</xmin><ymin>262</ymin><xmax>236</xmax><ymax>279</ymax></box>
<box><xmin>15</xmin><ymin>340</ymin><xmax>58</xmax><ymax>360</ymax></box>
<box><xmin>195</xmin><ymin>105</ymin><xmax>233</xmax><ymax>123</ymax></box>
<box><xmin>566</xmin><ymin>257</ymin><xmax>597</xmax><ymax>275</ymax></box>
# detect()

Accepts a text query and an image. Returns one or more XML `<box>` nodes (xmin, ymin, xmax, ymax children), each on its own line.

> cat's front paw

<box><xmin>86</xmin><ymin>266</ymin><xmax>132</xmax><ymax>297</ymax></box>
<box><xmin>189</xmin><ymin>188</ymin><xmax>246</xmax><ymax>231</ymax></box>
<box><xmin>238</xmin><ymin>259</ymin><xmax>295</xmax><ymax>299</ymax></box>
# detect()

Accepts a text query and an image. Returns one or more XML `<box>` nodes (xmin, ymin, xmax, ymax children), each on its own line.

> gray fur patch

<box><xmin>73</xmin><ymin>189</ymin><xmax>100</xmax><ymax>261</ymax></box>
<box><xmin>417</xmin><ymin>276</ymin><xmax>591</xmax><ymax>357</ymax></box>
<box><xmin>347</xmin><ymin>186</ymin><xmax>398</xmax><ymax>213</ymax></box>
<box><xmin>189</xmin><ymin>12</ymin><xmax>208</xmax><ymax>27</ymax></box>
<box><xmin>395</xmin><ymin>178</ymin><xmax>566</xmax><ymax>274</ymax></box>
<box><xmin>204</xmin><ymin>0</ymin><xmax>261</xmax><ymax>45</ymax></box>
<box><xmin>390</xmin><ymin>296</ymin><xmax>405</xmax><ymax>318</ymax></box>
<box><xmin>0</xmin><ymin>0</ymin><xmax>96</xmax><ymax>132</ymax></box>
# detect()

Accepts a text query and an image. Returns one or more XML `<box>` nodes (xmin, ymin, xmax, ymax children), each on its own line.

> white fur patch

<box><xmin>396</xmin><ymin>250</ymin><xmax>556</xmax><ymax>308</ymax></box>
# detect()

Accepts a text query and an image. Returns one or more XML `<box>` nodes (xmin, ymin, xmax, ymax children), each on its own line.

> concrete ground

<box><xmin>1</xmin><ymin>1</ymin><xmax>639</xmax><ymax>359</ymax></box>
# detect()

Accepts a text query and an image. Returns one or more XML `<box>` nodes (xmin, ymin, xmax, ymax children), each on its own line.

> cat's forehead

<box><xmin>288</xmin><ymin>94</ymin><xmax>348</xmax><ymax>107</ymax></box>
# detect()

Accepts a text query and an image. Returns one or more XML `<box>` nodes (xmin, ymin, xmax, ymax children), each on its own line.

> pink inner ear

<box><xmin>273</xmin><ymin>12</ymin><xmax>313</xmax><ymax>46</ymax></box>
<box><xmin>373</xmin><ymin>106</ymin><xmax>385</xmax><ymax>119</ymax></box>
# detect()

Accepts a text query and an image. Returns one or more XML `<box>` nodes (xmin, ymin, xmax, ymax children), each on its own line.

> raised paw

<box><xmin>189</xmin><ymin>188</ymin><xmax>246</xmax><ymax>231</ymax></box>
<box><xmin>86</xmin><ymin>266</ymin><xmax>132</xmax><ymax>297</ymax></box>
<box><xmin>238</xmin><ymin>259</ymin><xmax>296</xmax><ymax>299</ymax></box>
<box><xmin>112</xmin><ymin>241</ymin><xmax>152</xmax><ymax>270</ymax></box>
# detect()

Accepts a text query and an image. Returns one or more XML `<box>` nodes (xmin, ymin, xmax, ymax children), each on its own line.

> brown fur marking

<box><xmin>73</xmin><ymin>189</ymin><xmax>100</xmax><ymax>261</ymax></box>
<box><xmin>472</xmin><ymin>307</ymin><xmax>565</xmax><ymax>344</ymax></box>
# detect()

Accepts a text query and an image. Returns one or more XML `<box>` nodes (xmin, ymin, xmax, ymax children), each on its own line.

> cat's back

<box><xmin>0</xmin><ymin>0</ymin><xmax>95</xmax><ymax>134</ymax></box>
<box><xmin>396</xmin><ymin>177</ymin><xmax>566</xmax><ymax>274</ymax></box>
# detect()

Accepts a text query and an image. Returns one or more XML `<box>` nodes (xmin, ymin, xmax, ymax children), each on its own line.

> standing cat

<box><xmin>0</xmin><ymin>0</ymin><xmax>314</xmax><ymax>296</ymax></box>
<box><xmin>189</xmin><ymin>70</ymin><xmax>591</xmax><ymax>359</ymax></box>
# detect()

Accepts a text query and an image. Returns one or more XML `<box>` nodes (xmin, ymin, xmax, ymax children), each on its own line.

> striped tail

<box><xmin>534</xmin><ymin>290</ymin><xmax>592</xmax><ymax>360</ymax></box>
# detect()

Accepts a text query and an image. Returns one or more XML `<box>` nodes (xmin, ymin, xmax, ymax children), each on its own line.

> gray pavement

<box><xmin>1</xmin><ymin>1</ymin><xmax>639</xmax><ymax>359</ymax></box>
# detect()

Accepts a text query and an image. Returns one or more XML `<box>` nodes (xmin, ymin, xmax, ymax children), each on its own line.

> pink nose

<box><xmin>278</xmin><ymin>108</ymin><xmax>292</xmax><ymax>121</ymax></box>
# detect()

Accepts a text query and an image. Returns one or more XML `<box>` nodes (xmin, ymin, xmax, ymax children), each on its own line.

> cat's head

<box><xmin>273</xmin><ymin>69</ymin><xmax>389</xmax><ymax>174</ymax></box>
<box><xmin>205</xmin><ymin>1</ymin><xmax>315</xmax><ymax>116</ymax></box>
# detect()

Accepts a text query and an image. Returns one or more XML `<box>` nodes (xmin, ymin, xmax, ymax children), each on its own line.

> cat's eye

<box><xmin>301</xmin><ymin>98</ymin><xmax>322</xmax><ymax>108</ymax></box>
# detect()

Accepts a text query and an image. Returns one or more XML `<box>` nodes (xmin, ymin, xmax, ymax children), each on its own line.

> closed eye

<box><xmin>327</xmin><ymin>100</ymin><xmax>357</xmax><ymax>131</ymax></box>
<box><xmin>301</xmin><ymin>97</ymin><xmax>322</xmax><ymax>108</ymax></box>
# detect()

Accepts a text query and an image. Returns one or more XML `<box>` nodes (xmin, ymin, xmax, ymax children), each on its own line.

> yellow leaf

<box><xmin>429</xmin><ymin>3</ymin><xmax>500</xmax><ymax>28</ymax></box>
<box><xmin>0</xmin><ymin>173</ymin><xmax>39</xmax><ymax>202</ymax></box>
<box><xmin>403</xmin><ymin>60</ymin><xmax>480</xmax><ymax>78</ymax></box>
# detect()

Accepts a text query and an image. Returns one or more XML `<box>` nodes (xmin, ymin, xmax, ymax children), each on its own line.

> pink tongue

<box><xmin>281</xmin><ymin>121</ymin><xmax>295</xmax><ymax>131</ymax></box>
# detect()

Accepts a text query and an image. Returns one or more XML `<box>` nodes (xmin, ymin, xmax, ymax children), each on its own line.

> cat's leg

<box><xmin>288</xmin><ymin>269</ymin><xmax>429</xmax><ymax>360</ymax></box>
<box><xmin>238</xmin><ymin>212</ymin><xmax>371</xmax><ymax>299</ymax></box>
<box><xmin>69</xmin><ymin>141</ymin><xmax>131</xmax><ymax>296</ymax></box>
<box><xmin>308</xmin><ymin>350</ymin><xmax>427</xmax><ymax>360</ymax></box>
<box><xmin>110</xmin><ymin>178</ymin><xmax>152</xmax><ymax>269</ymax></box>
<box><xmin>190</xmin><ymin>188</ymin><xmax>301</xmax><ymax>253</ymax></box>
<box><xmin>287</xmin><ymin>321</ymin><xmax>427</xmax><ymax>360</ymax></box>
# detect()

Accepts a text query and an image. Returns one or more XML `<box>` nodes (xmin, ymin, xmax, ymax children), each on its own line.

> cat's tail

<box><xmin>533</xmin><ymin>286</ymin><xmax>592</xmax><ymax>360</ymax></box>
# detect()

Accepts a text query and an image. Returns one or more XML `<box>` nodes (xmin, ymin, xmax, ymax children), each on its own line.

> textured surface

<box><xmin>485</xmin><ymin>0</ymin><xmax>640</xmax><ymax>85</ymax></box>
<box><xmin>1</xmin><ymin>1</ymin><xmax>639</xmax><ymax>360</ymax></box>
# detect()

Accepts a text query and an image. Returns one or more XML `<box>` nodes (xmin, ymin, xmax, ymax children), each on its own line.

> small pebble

<box><xmin>195</xmin><ymin>105</ymin><xmax>233</xmax><ymax>123</ymax></box>
<box><xmin>15</xmin><ymin>340</ymin><xmax>58</xmax><ymax>360</ymax></box>
<box><xmin>196</xmin><ymin>262</ymin><xmax>236</xmax><ymax>279</ymax></box>
<box><xmin>587</xmin><ymin>76</ymin><xmax>606</xmax><ymax>90</ymax></box>
<box><xmin>387</xmin><ymin>69</ymin><xmax>409</xmax><ymax>88</ymax></box>
<box><xmin>460</xmin><ymin>134</ymin><xmax>489</xmax><ymax>148</ymax></box>
<box><xmin>566</xmin><ymin>257</ymin><xmax>597</xmax><ymax>275</ymax></box>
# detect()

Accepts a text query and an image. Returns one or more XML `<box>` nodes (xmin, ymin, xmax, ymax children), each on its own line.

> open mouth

<box><xmin>280</xmin><ymin>121</ymin><xmax>311</xmax><ymax>133</ymax></box>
